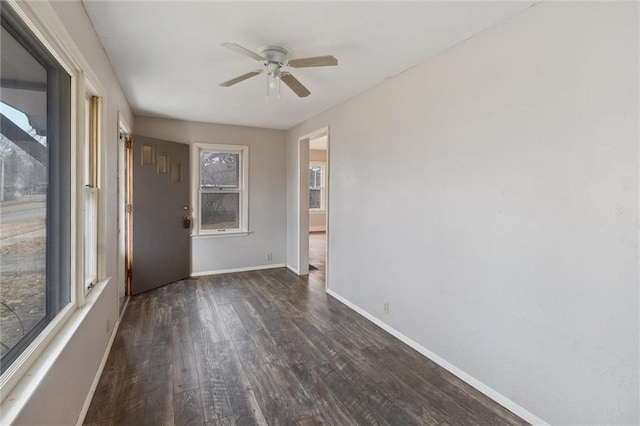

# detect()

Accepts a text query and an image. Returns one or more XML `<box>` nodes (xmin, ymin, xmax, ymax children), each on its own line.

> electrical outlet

<box><xmin>383</xmin><ymin>302</ymin><xmax>389</xmax><ymax>314</ymax></box>
<box><xmin>267</xmin><ymin>252</ymin><xmax>273</xmax><ymax>261</ymax></box>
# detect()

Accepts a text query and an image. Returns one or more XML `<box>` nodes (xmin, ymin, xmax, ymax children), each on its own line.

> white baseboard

<box><xmin>309</xmin><ymin>226</ymin><xmax>326</xmax><ymax>232</ymax></box>
<box><xmin>190</xmin><ymin>263</ymin><xmax>286</xmax><ymax>277</ymax></box>
<box><xmin>75</xmin><ymin>314</ymin><xmax>122</xmax><ymax>426</ymax></box>
<box><xmin>286</xmin><ymin>264</ymin><xmax>300</xmax><ymax>275</ymax></box>
<box><xmin>325</xmin><ymin>289</ymin><xmax>549</xmax><ymax>426</ymax></box>
<box><xmin>119</xmin><ymin>296</ymin><xmax>129</xmax><ymax>321</ymax></box>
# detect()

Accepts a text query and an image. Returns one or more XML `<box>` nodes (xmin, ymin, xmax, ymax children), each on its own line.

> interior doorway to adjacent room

<box><xmin>308</xmin><ymin>134</ymin><xmax>328</xmax><ymax>283</ymax></box>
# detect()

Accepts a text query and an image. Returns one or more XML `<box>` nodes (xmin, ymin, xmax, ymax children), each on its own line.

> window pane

<box><xmin>201</xmin><ymin>151</ymin><xmax>239</xmax><ymax>189</ymax></box>
<box><xmin>309</xmin><ymin>166</ymin><xmax>322</xmax><ymax>188</ymax></box>
<box><xmin>309</xmin><ymin>189</ymin><xmax>322</xmax><ymax>209</ymax></box>
<box><xmin>201</xmin><ymin>192</ymin><xmax>239</xmax><ymax>230</ymax></box>
<box><xmin>84</xmin><ymin>189</ymin><xmax>97</xmax><ymax>287</ymax></box>
<box><xmin>0</xmin><ymin>25</ymin><xmax>48</xmax><ymax>362</ymax></box>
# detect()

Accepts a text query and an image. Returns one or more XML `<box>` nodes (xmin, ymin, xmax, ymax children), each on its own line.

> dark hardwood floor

<box><xmin>309</xmin><ymin>231</ymin><xmax>326</xmax><ymax>283</ymax></box>
<box><xmin>84</xmin><ymin>268</ymin><xmax>527</xmax><ymax>426</ymax></box>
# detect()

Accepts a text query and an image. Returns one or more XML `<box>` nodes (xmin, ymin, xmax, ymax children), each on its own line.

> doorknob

<box><xmin>183</xmin><ymin>215</ymin><xmax>192</xmax><ymax>229</ymax></box>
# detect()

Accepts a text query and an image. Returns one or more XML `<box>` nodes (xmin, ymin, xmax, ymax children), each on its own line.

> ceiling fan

<box><xmin>219</xmin><ymin>43</ymin><xmax>338</xmax><ymax>98</ymax></box>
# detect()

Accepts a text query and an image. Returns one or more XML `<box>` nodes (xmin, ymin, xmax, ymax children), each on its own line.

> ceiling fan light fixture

<box><xmin>266</xmin><ymin>62</ymin><xmax>281</xmax><ymax>99</ymax></box>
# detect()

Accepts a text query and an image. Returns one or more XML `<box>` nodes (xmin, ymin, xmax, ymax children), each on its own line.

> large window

<box><xmin>0</xmin><ymin>7</ymin><xmax>72</xmax><ymax>373</ymax></box>
<box><xmin>309</xmin><ymin>163</ymin><xmax>325</xmax><ymax>211</ymax></box>
<box><xmin>196</xmin><ymin>144</ymin><xmax>249</xmax><ymax>234</ymax></box>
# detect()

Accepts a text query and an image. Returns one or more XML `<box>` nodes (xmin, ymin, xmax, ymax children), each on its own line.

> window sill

<box><xmin>309</xmin><ymin>210</ymin><xmax>326</xmax><ymax>215</ymax></box>
<box><xmin>192</xmin><ymin>231</ymin><xmax>252</xmax><ymax>239</ymax></box>
<box><xmin>0</xmin><ymin>277</ymin><xmax>111</xmax><ymax>424</ymax></box>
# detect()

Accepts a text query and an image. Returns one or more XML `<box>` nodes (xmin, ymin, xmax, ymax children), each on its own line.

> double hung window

<box><xmin>196</xmin><ymin>144</ymin><xmax>249</xmax><ymax>234</ymax></box>
<box><xmin>309</xmin><ymin>163</ymin><xmax>325</xmax><ymax>211</ymax></box>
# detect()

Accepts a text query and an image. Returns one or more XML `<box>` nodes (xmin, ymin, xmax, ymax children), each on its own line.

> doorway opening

<box><xmin>117</xmin><ymin>115</ymin><xmax>131</xmax><ymax>315</ymax></box>
<box><xmin>308</xmin><ymin>135</ymin><xmax>328</xmax><ymax>283</ymax></box>
<box><xmin>297</xmin><ymin>127</ymin><xmax>329</xmax><ymax>288</ymax></box>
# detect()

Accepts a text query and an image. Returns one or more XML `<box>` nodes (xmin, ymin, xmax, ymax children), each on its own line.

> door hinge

<box><xmin>126</xmin><ymin>204</ymin><xmax>133</xmax><ymax>213</ymax></box>
<box><xmin>125</xmin><ymin>137</ymin><xmax>133</xmax><ymax>149</ymax></box>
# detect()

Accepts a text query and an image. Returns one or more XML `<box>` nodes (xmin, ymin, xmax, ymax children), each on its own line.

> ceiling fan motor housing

<box><xmin>259</xmin><ymin>46</ymin><xmax>288</xmax><ymax>65</ymax></box>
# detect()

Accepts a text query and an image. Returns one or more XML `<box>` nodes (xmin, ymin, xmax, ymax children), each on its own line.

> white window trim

<box><xmin>191</xmin><ymin>143</ymin><xmax>249</xmax><ymax>236</ymax></box>
<box><xmin>309</xmin><ymin>161</ymin><xmax>326</xmax><ymax>213</ymax></box>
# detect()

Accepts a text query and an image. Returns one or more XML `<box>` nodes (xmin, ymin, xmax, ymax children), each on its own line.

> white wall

<box><xmin>134</xmin><ymin>117</ymin><xmax>287</xmax><ymax>274</ymax></box>
<box><xmin>309</xmin><ymin>149</ymin><xmax>326</xmax><ymax>162</ymax></box>
<box><xmin>8</xmin><ymin>0</ymin><xmax>133</xmax><ymax>424</ymax></box>
<box><xmin>286</xmin><ymin>2</ymin><xmax>638</xmax><ymax>424</ymax></box>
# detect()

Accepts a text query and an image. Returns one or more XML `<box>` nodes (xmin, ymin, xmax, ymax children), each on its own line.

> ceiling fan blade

<box><xmin>221</xmin><ymin>42</ymin><xmax>265</xmax><ymax>61</ymax></box>
<box><xmin>288</xmin><ymin>55</ymin><xmax>338</xmax><ymax>68</ymax></box>
<box><xmin>220</xmin><ymin>71</ymin><xmax>261</xmax><ymax>87</ymax></box>
<box><xmin>281</xmin><ymin>73</ymin><xmax>310</xmax><ymax>98</ymax></box>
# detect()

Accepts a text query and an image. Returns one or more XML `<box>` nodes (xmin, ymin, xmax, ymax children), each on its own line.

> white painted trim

<box><xmin>192</xmin><ymin>231</ymin><xmax>251</xmax><ymax>239</ymax></box>
<box><xmin>325</xmin><ymin>289</ymin><xmax>550</xmax><ymax>426</ymax></box>
<box><xmin>76</xmin><ymin>311</ymin><xmax>123</xmax><ymax>426</ymax></box>
<box><xmin>309</xmin><ymin>226</ymin><xmax>326</xmax><ymax>232</ymax></box>
<box><xmin>286</xmin><ymin>264</ymin><xmax>300</xmax><ymax>275</ymax></box>
<box><xmin>119</xmin><ymin>297</ymin><xmax>129</xmax><ymax>321</ymax></box>
<box><xmin>190</xmin><ymin>264</ymin><xmax>286</xmax><ymax>277</ymax></box>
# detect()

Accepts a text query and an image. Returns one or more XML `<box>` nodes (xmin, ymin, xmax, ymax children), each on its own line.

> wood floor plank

<box><xmin>191</xmin><ymin>327</ymin><xmax>234</xmax><ymax>422</ymax></box>
<box><xmin>212</xmin><ymin>340</ymin><xmax>268</xmax><ymax>425</ymax></box>
<box><xmin>196</xmin><ymin>281</ymin><xmax>231</xmax><ymax>342</ymax></box>
<box><xmin>205</xmin><ymin>417</ymin><xmax>236</xmax><ymax>426</ymax></box>
<box><xmin>217</xmin><ymin>302</ymin><xmax>248</xmax><ymax>341</ymax></box>
<box><xmin>173</xmin><ymin>319</ymin><xmax>199</xmax><ymax>393</ymax></box>
<box><xmin>174</xmin><ymin>389</ymin><xmax>205</xmax><ymax>426</ymax></box>
<box><xmin>241</xmin><ymin>355</ymin><xmax>317</xmax><ymax>425</ymax></box>
<box><xmin>150</xmin><ymin>342</ymin><xmax>173</xmax><ymax>367</ymax></box>
<box><xmin>83</xmin><ymin>329</ymin><xmax>131</xmax><ymax>422</ymax></box>
<box><xmin>133</xmin><ymin>296</ymin><xmax>156</xmax><ymax>346</ymax></box>
<box><xmin>287</xmin><ymin>362</ymin><xmax>357</xmax><ymax>425</ymax></box>
<box><xmin>169</xmin><ymin>281</ymin><xmax>189</xmax><ymax>325</ymax></box>
<box><xmin>144</xmin><ymin>362</ymin><xmax>174</xmax><ymax>425</ymax></box>
<box><xmin>313</xmin><ymin>362</ymin><xmax>385</xmax><ymax>425</ymax></box>
<box><xmin>85</xmin><ymin>268</ymin><xmax>528</xmax><ymax>426</ymax></box>
<box><xmin>113</xmin><ymin>344</ymin><xmax>152</xmax><ymax>425</ymax></box>
<box><xmin>296</xmin><ymin>413</ymin><xmax>329</xmax><ymax>426</ymax></box>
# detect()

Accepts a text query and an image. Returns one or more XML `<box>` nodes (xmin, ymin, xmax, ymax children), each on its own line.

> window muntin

<box><xmin>309</xmin><ymin>164</ymin><xmax>325</xmax><ymax>211</ymax></box>
<box><xmin>196</xmin><ymin>145</ymin><xmax>248</xmax><ymax>234</ymax></box>
<box><xmin>0</xmin><ymin>7</ymin><xmax>72</xmax><ymax>374</ymax></box>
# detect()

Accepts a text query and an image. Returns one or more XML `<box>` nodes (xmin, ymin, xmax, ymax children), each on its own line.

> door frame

<box><xmin>297</xmin><ymin>126</ymin><xmax>330</xmax><ymax>290</ymax></box>
<box><xmin>117</xmin><ymin>113</ymin><xmax>132</xmax><ymax>306</ymax></box>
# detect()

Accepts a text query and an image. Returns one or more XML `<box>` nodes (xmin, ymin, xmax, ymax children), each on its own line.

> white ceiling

<box><xmin>82</xmin><ymin>1</ymin><xmax>534</xmax><ymax>130</ymax></box>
